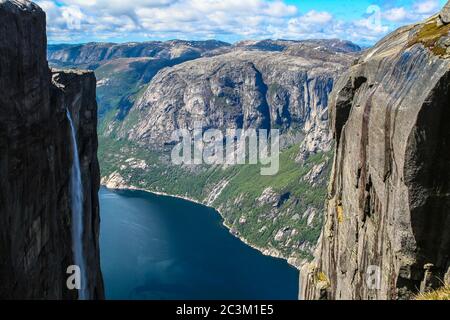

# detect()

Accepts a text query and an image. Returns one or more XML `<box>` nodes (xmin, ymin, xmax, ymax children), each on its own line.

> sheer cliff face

<box><xmin>0</xmin><ymin>0</ymin><xmax>103</xmax><ymax>299</ymax></box>
<box><xmin>301</xmin><ymin>7</ymin><xmax>450</xmax><ymax>300</ymax></box>
<box><xmin>115</xmin><ymin>42</ymin><xmax>359</xmax><ymax>155</ymax></box>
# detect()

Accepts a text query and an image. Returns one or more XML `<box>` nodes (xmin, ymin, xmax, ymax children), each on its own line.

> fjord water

<box><xmin>67</xmin><ymin>110</ymin><xmax>88</xmax><ymax>300</ymax></box>
<box><xmin>99</xmin><ymin>188</ymin><xmax>299</xmax><ymax>300</ymax></box>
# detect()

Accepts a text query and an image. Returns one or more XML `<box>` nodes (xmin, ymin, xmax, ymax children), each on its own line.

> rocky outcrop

<box><xmin>440</xmin><ymin>1</ymin><xmax>450</xmax><ymax>24</ymax></box>
<box><xmin>0</xmin><ymin>0</ymin><xmax>103</xmax><ymax>299</ymax></box>
<box><xmin>301</xmin><ymin>8</ymin><xmax>450</xmax><ymax>300</ymax></box>
<box><xmin>51</xmin><ymin>69</ymin><xmax>104</xmax><ymax>299</ymax></box>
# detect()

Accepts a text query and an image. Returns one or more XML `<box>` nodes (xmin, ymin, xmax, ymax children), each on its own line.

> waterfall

<box><xmin>67</xmin><ymin>109</ymin><xmax>88</xmax><ymax>300</ymax></box>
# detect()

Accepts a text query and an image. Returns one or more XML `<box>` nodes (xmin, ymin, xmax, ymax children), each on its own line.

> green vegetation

<box><xmin>415</xmin><ymin>285</ymin><xmax>450</xmax><ymax>300</ymax></box>
<box><xmin>98</xmin><ymin>134</ymin><xmax>332</xmax><ymax>264</ymax></box>
<box><xmin>408</xmin><ymin>20</ymin><xmax>450</xmax><ymax>56</ymax></box>
<box><xmin>95</xmin><ymin>59</ymin><xmax>151</xmax><ymax>118</ymax></box>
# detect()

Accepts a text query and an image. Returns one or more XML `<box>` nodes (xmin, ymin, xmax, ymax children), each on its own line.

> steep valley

<box><xmin>48</xmin><ymin>39</ymin><xmax>361</xmax><ymax>267</ymax></box>
<box><xmin>1</xmin><ymin>0</ymin><xmax>449</xmax><ymax>301</ymax></box>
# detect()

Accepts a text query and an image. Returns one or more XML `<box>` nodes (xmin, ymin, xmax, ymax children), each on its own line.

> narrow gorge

<box><xmin>0</xmin><ymin>0</ymin><xmax>103</xmax><ymax>299</ymax></box>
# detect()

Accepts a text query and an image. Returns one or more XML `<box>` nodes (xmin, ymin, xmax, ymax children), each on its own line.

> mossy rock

<box><xmin>408</xmin><ymin>20</ymin><xmax>450</xmax><ymax>56</ymax></box>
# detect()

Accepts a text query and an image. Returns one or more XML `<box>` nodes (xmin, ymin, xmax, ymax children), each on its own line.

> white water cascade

<box><xmin>67</xmin><ymin>109</ymin><xmax>88</xmax><ymax>300</ymax></box>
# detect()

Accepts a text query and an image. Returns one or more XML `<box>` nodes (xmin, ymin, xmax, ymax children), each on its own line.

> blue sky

<box><xmin>37</xmin><ymin>0</ymin><xmax>448</xmax><ymax>45</ymax></box>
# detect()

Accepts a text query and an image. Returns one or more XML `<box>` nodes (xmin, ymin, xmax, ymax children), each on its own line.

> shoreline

<box><xmin>100</xmin><ymin>183</ymin><xmax>304</xmax><ymax>271</ymax></box>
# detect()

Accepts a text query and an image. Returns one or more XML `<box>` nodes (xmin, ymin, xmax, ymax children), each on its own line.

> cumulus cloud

<box><xmin>382</xmin><ymin>0</ymin><xmax>443</xmax><ymax>24</ymax></box>
<box><xmin>296</xmin><ymin>10</ymin><xmax>333</xmax><ymax>25</ymax></box>
<box><xmin>36</xmin><ymin>0</ymin><xmax>445</xmax><ymax>44</ymax></box>
<box><xmin>413</xmin><ymin>0</ymin><xmax>440</xmax><ymax>14</ymax></box>
<box><xmin>383</xmin><ymin>7</ymin><xmax>409</xmax><ymax>22</ymax></box>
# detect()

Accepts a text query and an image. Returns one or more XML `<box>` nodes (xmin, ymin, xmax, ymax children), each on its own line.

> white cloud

<box><xmin>383</xmin><ymin>7</ymin><xmax>408</xmax><ymax>22</ymax></box>
<box><xmin>61</xmin><ymin>6</ymin><xmax>85</xmax><ymax>30</ymax></box>
<box><xmin>380</xmin><ymin>1</ymin><xmax>443</xmax><ymax>24</ymax></box>
<box><xmin>37</xmin><ymin>0</ymin><xmax>308</xmax><ymax>42</ymax></box>
<box><xmin>36</xmin><ymin>0</ymin><xmax>445</xmax><ymax>45</ymax></box>
<box><xmin>297</xmin><ymin>10</ymin><xmax>333</xmax><ymax>25</ymax></box>
<box><xmin>263</xmin><ymin>0</ymin><xmax>297</xmax><ymax>17</ymax></box>
<box><xmin>354</xmin><ymin>18</ymin><xmax>388</xmax><ymax>34</ymax></box>
<box><xmin>413</xmin><ymin>0</ymin><xmax>440</xmax><ymax>14</ymax></box>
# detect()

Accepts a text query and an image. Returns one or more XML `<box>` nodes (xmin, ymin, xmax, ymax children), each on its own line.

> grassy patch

<box><xmin>408</xmin><ymin>20</ymin><xmax>450</xmax><ymax>56</ymax></box>
<box><xmin>415</xmin><ymin>285</ymin><xmax>450</xmax><ymax>300</ymax></box>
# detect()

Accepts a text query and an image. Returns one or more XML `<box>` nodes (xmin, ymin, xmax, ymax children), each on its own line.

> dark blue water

<box><xmin>99</xmin><ymin>187</ymin><xmax>299</xmax><ymax>300</ymax></box>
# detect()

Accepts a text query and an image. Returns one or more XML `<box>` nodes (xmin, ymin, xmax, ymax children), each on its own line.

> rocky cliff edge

<box><xmin>301</xmin><ymin>2</ymin><xmax>450</xmax><ymax>300</ymax></box>
<box><xmin>0</xmin><ymin>0</ymin><xmax>103</xmax><ymax>299</ymax></box>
